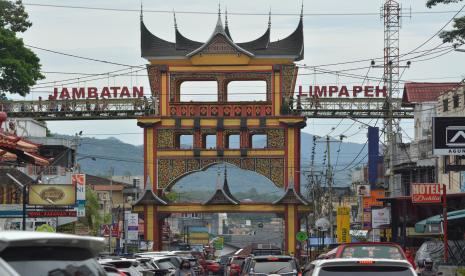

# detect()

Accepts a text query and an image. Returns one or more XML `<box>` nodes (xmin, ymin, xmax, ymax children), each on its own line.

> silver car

<box><xmin>0</xmin><ymin>231</ymin><xmax>106</xmax><ymax>276</ymax></box>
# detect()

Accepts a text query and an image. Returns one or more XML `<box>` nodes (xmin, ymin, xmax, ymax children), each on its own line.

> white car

<box><xmin>310</xmin><ymin>258</ymin><xmax>417</xmax><ymax>276</ymax></box>
<box><xmin>0</xmin><ymin>231</ymin><xmax>106</xmax><ymax>276</ymax></box>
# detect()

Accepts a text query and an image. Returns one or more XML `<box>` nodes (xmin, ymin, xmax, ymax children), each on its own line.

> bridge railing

<box><xmin>0</xmin><ymin>97</ymin><xmax>159</xmax><ymax>120</ymax></box>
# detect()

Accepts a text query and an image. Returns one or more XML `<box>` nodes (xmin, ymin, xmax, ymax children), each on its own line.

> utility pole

<box><xmin>109</xmin><ymin>167</ymin><xmax>114</xmax><ymax>254</ymax></box>
<box><xmin>371</xmin><ymin>0</ymin><xmax>410</xmax><ymax>195</ymax></box>
<box><xmin>326</xmin><ymin>136</ymin><xmax>334</xmax><ymax>239</ymax></box>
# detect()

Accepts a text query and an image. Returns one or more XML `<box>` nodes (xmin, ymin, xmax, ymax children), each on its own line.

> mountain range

<box><xmin>72</xmin><ymin>132</ymin><xmax>368</xmax><ymax>193</ymax></box>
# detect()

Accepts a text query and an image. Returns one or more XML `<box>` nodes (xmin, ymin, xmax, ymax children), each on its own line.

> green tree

<box><xmin>427</xmin><ymin>0</ymin><xmax>465</xmax><ymax>46</ymax></box>
<box><xmin>84</xmin><ymin>188</ymin><xmax>104</xmax><ymax>236</ymax></box>
<box><xmin>0</xmin><ymin>0</ymin><xmax>44</xmax><ymax>96</ymax></box>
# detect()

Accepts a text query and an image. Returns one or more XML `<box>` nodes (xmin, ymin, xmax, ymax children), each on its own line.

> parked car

<box><xmin>205</xmin><ymin>260</ymin><xmax>221</xmax><ymax>275</ymax></box>
<box><xmin>240</xmin><ymin>255</ymin><xmax>300</xmax><ymax>276</ymax></box>
<box><xmin>0</xmin><ymin>231</ymin><xmax>106</xmax><ymax>276</ymax></box>
<box><xmin>102</xmin><ymin>264</ymin><xmax>127</xmax><ymax>276</ymax></box>
<box><xmin>226</xmin><ymin>256</ymin><xmax>245</xmax><ymax>276</ymax></box>
<box><xmin>218</xmin><ymin>255</ymin><xmax>231</xmax><ymax>276</ymax></box>
<box><xmin>150</xmin><ymin>256</ymin><xmax>177</xmax><ymax>276</ymax></box>
<box><xmin>99</xmin><ymin>258</ymin><xmax>156</xmax><ymax>276</ymax></box>
<box><xmin>309</xmin><ymin>258</ymin><xmax>416</xmax><ymax>276</ymax></box>
<box><xmin>321</xmin><ymin>242</ymin><xmax>407</xmax><ymax>260</ymax></box>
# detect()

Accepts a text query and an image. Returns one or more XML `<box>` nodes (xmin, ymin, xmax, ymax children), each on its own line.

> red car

<box><xmin>226</xmin><ymin>256</ymin><xmax>245</xmax><ymax>276</ymax></box>
<box><xmin>205</xmin><ymin>260</ymin><xmax>221</xmax><ymax>275</ymax></box>
<box><xmin>321</xmin><ymin>242</ymin><xmax>407</xmax><ymax>260</ymax></box>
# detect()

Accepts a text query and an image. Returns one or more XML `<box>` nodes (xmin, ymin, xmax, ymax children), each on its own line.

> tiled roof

<box><xmin>402</xmin><ymin>82</ymin><xmax>461</xmax><ymax>106</ymax></box>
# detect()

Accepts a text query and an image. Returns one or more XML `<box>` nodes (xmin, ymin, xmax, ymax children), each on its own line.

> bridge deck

<box><xmin>1</xmin><ymin>97</ymin><xmax>413</xmax><ymax>120</ymax></box>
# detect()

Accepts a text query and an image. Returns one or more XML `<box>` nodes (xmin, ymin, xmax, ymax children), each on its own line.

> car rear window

<box><xmin>157</xmin><ymin>260</ymin><xmax>176</xmax><ymax>269</ymax></box>
<box><xmin>252</xmin><ymin>259</ymin><xmax>296</xmax><ymax>274</ymax></box>
<box><xmin>0</xmin><ymin>246</ymin><xmax>105</xmax><ymax>276</ymax></box>
<box><xmin>340</xmin><ymin>245</ymin><xmax>404</xmax><ymax>259</ymax></box>
<box><xmin>231</xmin><ymin>258</ymin><xmax>244</xmax><ymax>265</ymax></box>
<box><xmin>318</xmin><ymin>266</ymin><xmax>414</xmax><ymax>276</ymax></box>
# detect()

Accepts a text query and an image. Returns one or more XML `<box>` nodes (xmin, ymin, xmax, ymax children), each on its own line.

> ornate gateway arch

<box><xmin>134</xmin><ymin>9</ymin><xmax>310</xmax><ymax>254</ymax></box>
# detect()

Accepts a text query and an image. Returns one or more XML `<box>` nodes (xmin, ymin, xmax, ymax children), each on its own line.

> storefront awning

<box><xmin>415</xmin><ymin>209</ymin><xmax>465</xmax><ymax>233</ymax></box>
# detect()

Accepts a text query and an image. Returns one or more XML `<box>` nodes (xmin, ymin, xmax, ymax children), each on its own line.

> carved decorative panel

<box><xmin>200</xmin><ymin>35</ymin><xmax>239</xmax><ymax>55</ymax></box>
<box><xmin>267</xmin><ymin>129</ymin><xmax>285</xmax><ymax>149</ymax></box>
<box><xmin>147</xmin><ymin>65</ymin><xmax>162</xmax><ymax>96</ymax></box>
<box><xmin>157</xmin><ymin>129</ymin><xmax>175</xmax><ymax>149</ymax></box>
<box><xmin>159</xmin><ymin>157</ymin><xmax>285</xmax><ymax>189</ymax></box>
<box><xmin>281</xmin><ymin>64</ymin><xmax>298</xmax><ymax>99</ymax></box>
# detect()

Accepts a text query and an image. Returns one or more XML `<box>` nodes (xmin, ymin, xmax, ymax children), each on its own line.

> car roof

<box><xmin>0</xmin><ymin>231</ymin><xmax>105</xmax><ymax>257</ymax></box>
<box><xmin>252</xmin><ymin>255</ymin><xmax>293</xmax><ymax>260</ymax></box>
<box><xmin>316</xmin><ymin>258</ymin><xmax>412</xmax><ymax>268</ymax></box>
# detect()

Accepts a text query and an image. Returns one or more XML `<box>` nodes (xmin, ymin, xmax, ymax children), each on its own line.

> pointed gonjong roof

<box><xmin>204</xmin><ymin>167</ymin><xmax>240</xmax><ymax>205</ymax></box>
<box><xmin>273</xmin><ymin>182</ymin><xmax>309</xmax><ymax>205</ymax></box>
<box><xmin>133</xmin><ymin>176</ymin><xmax>167</xmax><ymax>206</ymax></box>
<box><xmin>141</xmin><ymin>8</ymin><xmax>303</xmax><ymax>60</ymax></box>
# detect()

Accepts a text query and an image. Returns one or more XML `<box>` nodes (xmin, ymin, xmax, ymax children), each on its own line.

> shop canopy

<box><xmin>415</xmin><ymin>209</ymin><xmax>465</xmax><ymax>233</ymax></box>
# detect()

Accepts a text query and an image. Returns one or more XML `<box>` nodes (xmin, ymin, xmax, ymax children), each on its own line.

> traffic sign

<box><xmin>296</xmin><ymin>231</ymin><xmax>308</xmax><ymax>242</ymax></box>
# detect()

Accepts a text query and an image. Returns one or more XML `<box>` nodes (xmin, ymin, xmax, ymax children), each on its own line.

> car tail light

<box><xmin>267</xmin><ymin>257</ymin><xmax>279</xmax><ymax>261</ymax></box>
<box><xmin>358</xmin><ymin>260</ymin><xmax>375</xmax><ymax>264</ymax></box>
<box><xmin>298</xmin><ymin>272</ymin><xmax>302</xmax><ymax>276</ymax></box>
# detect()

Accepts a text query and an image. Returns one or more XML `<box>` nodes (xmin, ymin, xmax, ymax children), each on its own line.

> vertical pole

<box><xmin>443</xmin><ymin>183</ymin><xmax>448</xmax><ymax>263</ymax></box>
<box><xmin>327</xmin><ymin>136</ymin><xmax>334</xmax><ymax>239</ymax></box>
<box><xmin>22</xmin><ymin>185</ymin><xmax>26</xmax><ymax>231</ymax></box>
<box><xmin>388</xmin><ymin>63</ymin><xmax>394</xmax><ymax>197</ymax></box>
<box><xmin>109</xmin><ymin>167</ymin><xmax>113</xmax><ymax>254</ymax></box>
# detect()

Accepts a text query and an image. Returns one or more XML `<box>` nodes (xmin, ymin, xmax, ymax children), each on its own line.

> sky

<box><xmin>12</xmin><ymin>0</ymin><xmax>465</xmax><ymax>146</ymax></box>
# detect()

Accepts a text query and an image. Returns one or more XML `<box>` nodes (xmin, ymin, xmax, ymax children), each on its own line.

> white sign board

<box><xmin>127</xmin><ymin>213</ymin><xmax>139</xmax><ymax>241</ymax></box>
<box><xmin>371</xmin><ymin>207</ymin><xmax>391</xmax><ymax>229</ymax></box>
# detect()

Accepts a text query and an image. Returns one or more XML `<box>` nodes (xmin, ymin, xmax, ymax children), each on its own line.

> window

<box><xmin>443</xmin><ymin>98</ymin><xmax>449</xmax><ymax>112</ymax></box>
<box><xmin>227</xmin><ymin>80</ymin><xmax>267</xmax><ymax>102</ymax></box>
<box><xmin>251</xmin><ymin>134</ymin><xmax>267</xmax><ymax>148</ymax></box>
<box><xmin>453</xmin><ymin>94</ymin><xmax>460</xmax><ymax>108</ymax></box>
<box><xmin>175</xmin><ymin>134</ymin><xmax>194</xmax><ymax>149</ymax></box>
<box><xmin>202</xmin><ymin>134</ymin><xmax>217</xmax><ymax>149</ymax></box>
<box><xmin>225</xmin><ymin>134</ymin><xmax>240</xmax><ymax>149</ymax></box>
<box><xmin>180</xmin><ymin>81</ymin><xmax>218</xmax><ymax>102</ymax></box>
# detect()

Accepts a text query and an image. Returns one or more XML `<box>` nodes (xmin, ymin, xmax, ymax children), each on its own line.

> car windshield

<box><xmin>252</xmin><ymin>260</ymin><xmax>295</xmax><ymax>274</ymax></box>
<box><xmin>157</xmin><ymin>260</ymin><xmax>176</xmax><ymax>269</ymax></box>
<box><xmin>0</xmin><ymin>246</ymin><xmax>105</xmax><ymax>276</ymax></box>
<box><xmin>317</xmin><ymin>266</ymin><xmax>414</xmax><ymax>276</ymax></box>
<box><xmin>340</xmin><ymin>245</ymin><xmax>404</xmax><ymax>260</ymax></box>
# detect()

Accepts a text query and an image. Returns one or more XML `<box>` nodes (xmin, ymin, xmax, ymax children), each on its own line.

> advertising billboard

<box><xmin>127</xmin><ymin>213</ymin><xmax>139</xmax><ymax>241</ymax></box>
<box><xmin>411</xmin><ymin>183</ymin><xmax>442</xmax><ymax>204</ymax></box>
<box><xmin>371</xmin><ymin>207</ymin><xmax>391</xmax><ymax>228</ymax></box>
<box><xmin>433</xmin><ymin>117</ymin><xmax>465</xmax><ymax>155</ymax></box>
<box><xmin>336</xmin><ymin>206</ymin><xmax>351</xmax><ymax>244</ymax></box>
<box><xmin>28</xmin><ymin>185</ymin><xmax>76</xmax><ymax>206</ymax></box>
<box><xmin>72</xmin><ymin>174</ymin><xmax>86</xmax><ymax>217</ymax></box>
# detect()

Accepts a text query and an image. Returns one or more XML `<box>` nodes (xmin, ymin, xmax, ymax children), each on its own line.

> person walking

<box><xmin>405</xmin><ymin>248</ymin><xmax>416</xmax><ymax>270</ymax></box>
<box><xmin>175</xmin><ymin>259</ymin><xmax>196</xmax><ymax>276</ymax></box>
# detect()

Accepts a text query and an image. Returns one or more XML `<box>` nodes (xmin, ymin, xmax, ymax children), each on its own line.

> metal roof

<box><xmin>141</xmin><ymin>13</ymin><xmax>303</xmax><ymax>61</ymax></box>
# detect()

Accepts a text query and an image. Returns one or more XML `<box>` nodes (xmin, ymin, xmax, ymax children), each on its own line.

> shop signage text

<box><xmin>299</xmin><ymin>85</ymin><xmax>387</xmax><ymax>98</ymax></box>
<box><xmin>52</xmin><ymin>86</ymin><xmax>144</xmax><ymax>100</ymax></box>
<box><xmin>28</xmin><ymin>210</ymin><xmax>77</xmax><ymax>217</ymax></box>
<box><xmin>411</xmin><ymin>183</ymin><xmax>442</xmax><ymax>203</ymax></box>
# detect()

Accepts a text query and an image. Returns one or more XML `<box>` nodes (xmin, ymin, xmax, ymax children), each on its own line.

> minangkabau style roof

<box><xmin>133</xmin><ymin>176</ymin><xmax>167</xmax><ymax>206</ymax></box>
<box><xmin>141</xmin><ymin>8</ymin><xmax>304</xmax><ymax>61</ymax></box>
<box><xmin>204</xmin><ymin>167</ymin><xmax>240</xmax><ymax>205</ymax></box>
<box><xmin>273</xmin><ymin>184</ymin><xmax>309</xmax><ymax>205</ymax></box>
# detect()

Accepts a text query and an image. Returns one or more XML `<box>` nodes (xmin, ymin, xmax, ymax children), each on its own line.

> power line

<box><xmin>25</xmin><ymin>45</ymin><xmax>144</xmax><ymax>69</ymax></box>
<box><xmin>23</xmin><ymin>3</ymin><xmax>465</xmax><ymax>17</ymax></box>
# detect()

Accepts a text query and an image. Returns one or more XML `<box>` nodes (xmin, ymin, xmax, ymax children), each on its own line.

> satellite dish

<box><xmin>315</xmin><ymin>218</ymin><xmax>330</xmax><ymax>232</ymax></box>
